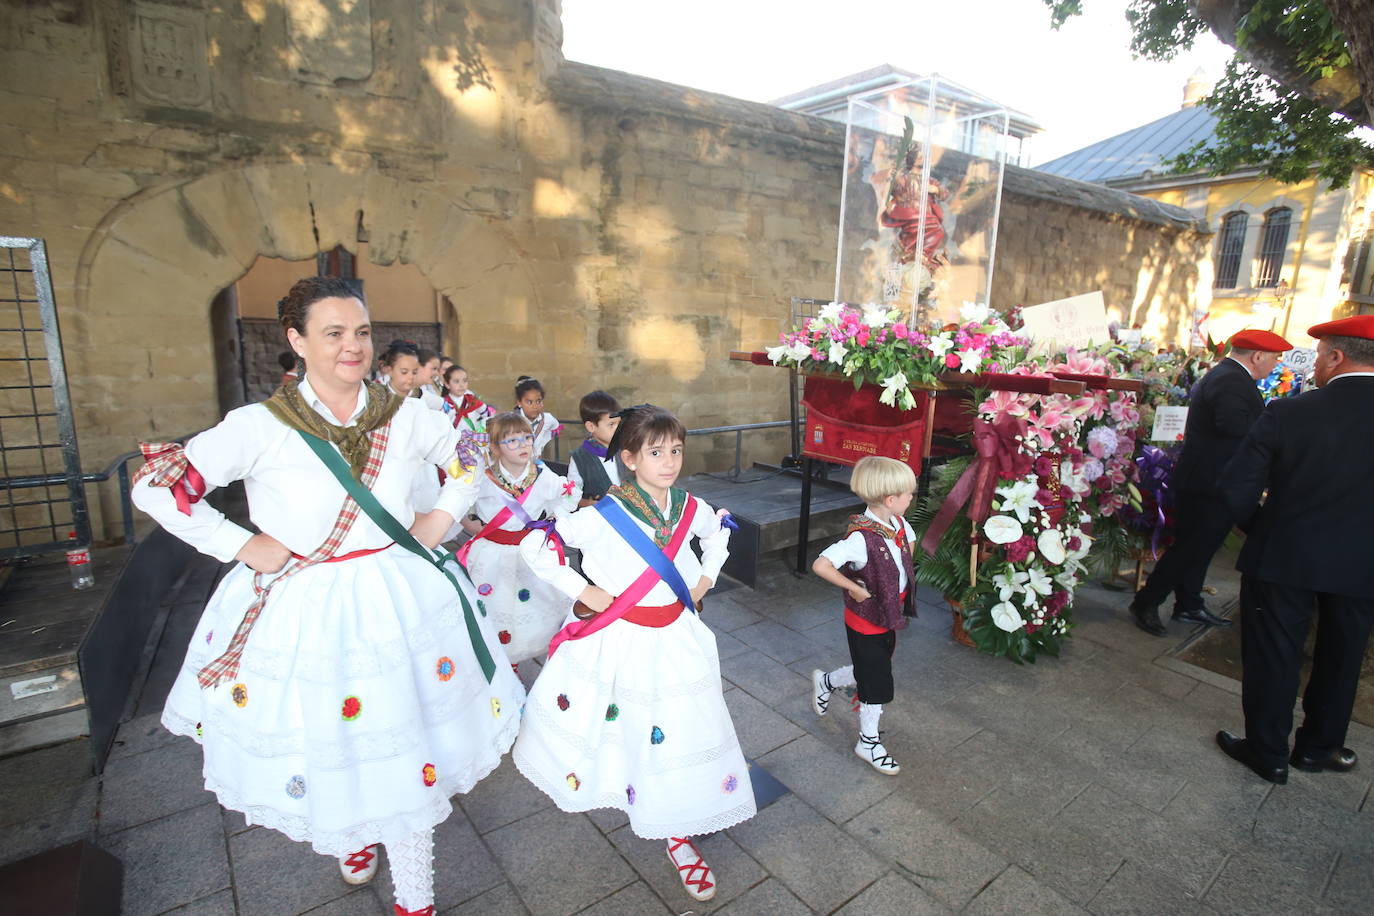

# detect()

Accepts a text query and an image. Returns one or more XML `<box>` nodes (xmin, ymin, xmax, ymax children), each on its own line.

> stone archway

<box><xmin>72</xmin><ymin>163</ymin><xmax>539</xmax><ymax>537</ymax></box>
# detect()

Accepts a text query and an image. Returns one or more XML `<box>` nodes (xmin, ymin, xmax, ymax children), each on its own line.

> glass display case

<box><xmin>835</xmin><ymin>75</ymin><xmax>1012</xmax><ymax>325</ymax></box>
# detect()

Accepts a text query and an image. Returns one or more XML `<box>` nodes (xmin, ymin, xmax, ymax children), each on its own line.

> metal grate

<box><xmin>0</xmin><ymin>237</ymin><xmax>88</xmax><ymax>559</ymax></box>
<box><xmin>1255</xmin><ymin>208</ymin><xmax>1292</xmax><ymax>288</ymax></box>
<box><xmin>1213</xmin><ymin>212</ymin><xmax>1248</xmax><ymax>289</ymax></box>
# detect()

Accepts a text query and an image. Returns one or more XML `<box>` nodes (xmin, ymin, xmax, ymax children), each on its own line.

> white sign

<box><xmin>1190</xmin><ymin>309</ymin><xmax>1210</xmax><ymax>349</ymax></box>
<box><xmin>1116</xmin><ymin>329</ymin><xmax>1143</xmax><ymax>349</ymax></box>
<box><xmin>1283</xmin><ymin>347</ymin><xmax>1317</xmax><ymax>374</ymax></box>
<box><xmin>1151</xmin><ymin>406</ymin><xmax>1189</xmax><ymax>443</ymax></box>
<box><xmin>1019</xmin><ymin>291</ymin><xmax>1112</xmax><ymax>354</ymax></box>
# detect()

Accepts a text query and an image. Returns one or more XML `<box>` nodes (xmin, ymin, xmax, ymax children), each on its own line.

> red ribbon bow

<box><xmin>133</xmin><ymin>442</ymin><xmax>206</xmax><ymax>516</ymax></box>
<box><xmin>919</xmin><ymin>415</ymin><xmax>1032</xmax><ymax>556</ymax></box>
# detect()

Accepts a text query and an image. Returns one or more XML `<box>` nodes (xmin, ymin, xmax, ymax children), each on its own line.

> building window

<box><xmin>1214</xmin><ymin>212</ymin><xmax>1248</xmax><ymax>289</ymax></box>
<box><xmin>1255</xmin><ymin>208</ymin><xmax>1292</xmax><ymax>288</ymax></box>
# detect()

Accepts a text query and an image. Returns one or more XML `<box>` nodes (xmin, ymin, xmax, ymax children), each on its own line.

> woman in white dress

<box><xmin>132</xmin><ymin>277</ymin><xmax>523</xmax><ymax>916</ymax></box>
<box><xmin>456</xmin><ymin>411</ymin><xmax>580</xmax><ymax>667</ymax></box>
<box><xmin>514</xmin><ymin>405</ymin><xmax>755</xmax><ymax>903</ymax></box>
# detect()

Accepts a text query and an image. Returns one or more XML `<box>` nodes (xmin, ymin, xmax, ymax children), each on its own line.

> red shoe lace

<box><xmin>392</xmin><ymin>906</ymin><xmax>434</xmax><ymax>916</ymax></box>
<box><xmin>343</xmin><ymin>844</ymin><xmax>377</xmax><ymax>874</ymax></box>
<box><xmin>667</xmin><ymin>837</ymin><xmax>715</xmax><ymax>895</ymax></box>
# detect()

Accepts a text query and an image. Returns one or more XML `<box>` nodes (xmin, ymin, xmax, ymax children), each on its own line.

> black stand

<box><xmin>795</xmin><ymin>456</ymin><xmax>814</xmax><ymax>574</ymax></box>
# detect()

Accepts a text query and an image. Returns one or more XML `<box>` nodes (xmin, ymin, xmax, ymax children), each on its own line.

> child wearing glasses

<box><xmin>456</xmin><ymin>411</ymin><xmax>581</xmax><ymax>667</ymax></box>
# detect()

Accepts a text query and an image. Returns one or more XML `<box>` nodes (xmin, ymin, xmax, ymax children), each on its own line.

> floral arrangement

<box><xmin>766</xmin><ymin>301</ymin><xmax>1028</xmax><ymax>406</ymax></box>
<box><xmin>1258</xmin><ymin>360</ymin><xmax>1305</xmax><ymax>401</ymax></box>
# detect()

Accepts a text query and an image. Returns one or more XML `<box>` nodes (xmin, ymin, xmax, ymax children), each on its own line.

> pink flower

<box><xmin>1035</xmin><ymin>488</ymin><xmax>1056</xmax><ymax>507</ymax></box>
<box><xmin>1004</xmin><ymin>535</ymin><xmax>1036</xmax><ymax>563</ymax></box>
<box><xmin>944</xmin><ymin>353</ymin><xmax>961</xmax><ymax>368</ymax></box>
<box><xmin>892</xmin><ymin>323</ymin><xmax>909</xmax><ymax>340</ymax></box>
<box><xmin>856</xmin><ymin>328</ymin><xmax>870</xmax><ymax>347</ymax></box>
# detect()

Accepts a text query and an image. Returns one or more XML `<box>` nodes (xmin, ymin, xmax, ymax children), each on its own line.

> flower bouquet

<box><xmin>1258</xmin><ymin>360</ymin><xmax>1305</xmax><ymax>401</ymax></box>
<box><xmin>766</xmin><ymin>301</ymin><xmax>1029</xmax><ymax>405</ymax></box>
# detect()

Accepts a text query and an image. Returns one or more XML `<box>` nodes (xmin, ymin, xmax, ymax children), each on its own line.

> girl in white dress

<box><xmin>514</xmin><ymin>375</ymin><xmax>561</xmax><ymax>457</ymax></box>
<box><xmin>132</xmin><ymin>278</ymin><xmax>523</xmax><ymax>916</ymax></box>
<box><xmin>456</xmin><ymin>411</ymin><xmax>581</xmax><ymax>666</ymax></box>
<box><xmin>441</xmin><ymin>364</ymin><xmax>494</xmax><ymax>434</ymax></box>
<box><xmin>514</xmin><ymin>405</ymin><xmax>756</xmax><ymax>903</ymax></box>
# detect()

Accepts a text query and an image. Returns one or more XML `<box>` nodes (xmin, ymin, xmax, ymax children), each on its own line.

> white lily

<box><xmin>786</xmin><ymin>340</ymin><xmax>812</xmax><ymax>362</ymax></box>
<box><xmin>926</xmin><ymin>334</ymin><xmax>954</xmax><ymax>358</ymax></box>
<box><xmin>899</xmin><ymin>388</ymin><xmax>917</xmax><ymax>410</ymax></box>
<box><xmin>766</xmin><ymin>344</ymin><xmax>789</xmax><ymax>365</ymax></box>
<box><xmin>956</xmin><ymin>347</ymin><xmax>983</xmax><ymax>373</ymax></box>
<box><xmin>996</xmin><ymin>479</ymin><xmax>1039</xmax><ymax>524</ymax></box>
<box><xmin>990</xmin><ymin>601</ymin><xmax>1024</xmax><ymax>633</ymax></box>
<box><xmin>827</xmin><ymin>340</ymin><xmax>848</xmax><ymax>365</ymax></box>
<box><xmin>818</xmin><ymin>301</ymin><xmax>844</xmax><ymax>323</ymax></box>
<box><xmin>983</xmin><ymin>514</ymin><xmax>1024</xmax><ymax>545</ymax></box>
<box><xmin>1024</xmin><ymin>566</ymin><xmax>1054</xmax><ymax>603</ymax></box>
<box><xmin>992</xmin><ymin>569</ymin><xmax>1030</xmax><ymax>602</ymax></box>
<box><xmin>861</xmin><ymin>302</ymin><xmax>894</xmax><ymax>328</ymax></box>
<box><xmin>960</xmin><ymin>301</ymin><xmax>992</xmax><ymax>324</ymax></box>
<box><xmin>879</xmin><ymin>371</ymin><xmax>909</xmax><ymax>407</ymax></box>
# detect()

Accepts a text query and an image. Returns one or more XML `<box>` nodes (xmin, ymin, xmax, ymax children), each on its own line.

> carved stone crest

<box><xmin>286</xmin><ymin>0</ymin><xmax>374</xmax><ymax>86</ymax></box>
<box><xmin>128</xmin><ymin>1</ymin><xmax>211</xmax><ymax>110</ymax></box>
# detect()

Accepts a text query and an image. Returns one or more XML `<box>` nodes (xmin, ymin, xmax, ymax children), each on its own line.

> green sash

<box><xmin>297</xmin><ymin>430</ymin><xmax>497</xmax><ymax>683</ymax></box>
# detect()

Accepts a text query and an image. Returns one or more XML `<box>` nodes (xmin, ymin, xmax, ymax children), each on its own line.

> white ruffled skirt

<box><xmin>513</xmin><ymin>611</ymin><xmax>756</xmax><ymax>839</ymax></box>
<box><xmin>161</xmin><ymin>547</ymin><xmax>524</xmax><ymax>857</ymax></box>
<box><xmin>461</xmin><ymin>537</ymin><xmax>572</xmax><ymax>663</ymax></box>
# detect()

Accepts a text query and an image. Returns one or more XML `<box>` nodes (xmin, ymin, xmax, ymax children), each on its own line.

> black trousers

<box><xmin>1135</xmin><ymin>489</ymin><xmax>1234</xmax><ymax>613</ymax></box>
<box><xmin>846</xmin><ymin>625</ymin><xmax>896</xmax><ymax>705</ymax></box>
<box><xmin>1239</xmin><ymin>575</ymin><xmax>1374</xmax><ymax>768</ymax></box>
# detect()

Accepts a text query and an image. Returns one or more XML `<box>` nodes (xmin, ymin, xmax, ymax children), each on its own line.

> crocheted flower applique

<box><xmin>436</xmin><ymin>657</ymin><xmax>455</xmax><ymax>681</ymax></box>
<box><xmin>205</xmin><ymin>630</ymin><xmax>213</xmax><ymax>645</ymax></box>
<box><xmin>604</xmin><ymin>703</ymin><xmax>619</xmax><ymax>721</ymax></box>
<box><xmin>195</xmin><ymin>722</ymin><xmax>203</xmax><ymax>737</ymax></box>
<box><xmin>285</xmin><ymin>775</ymin><xmax>306</xmax><ymax>799</ymax></box>
<box><xmin>477</xmin><ymin>583</ymin><xmax>493</xmax><ymax>596</ymax></box>
<box><xmin>490</xmin><ymin>697</ymin><xmax>502</xmax><ymax>717</ymax></box>
<box><xmin>722</xmin><ymin>774</ymin><xmax>739</xmax><ymax>794</ymax></box>
<box><xmin>422</xmin><ymin>764</ymin><xmax>438</xmax><ymax>787</ymax></box>
<box><xmin>498</xmin><ymin>630</ymin><xmax>512</xmax><ymax>645</ymax></box>
<box><xmin>517</xmin><ymin>588</ymin><xmax>531</xmax><ymax>602</ymax></box>
<box><xmin>626</xmin><ymin>785</ymin><xmax>636</xmax><ymax>805</ymax></box>
<box><xmin>342</xmin><ymin>696</ymin><xmax>362</xmax><ymax>721</ymax></box>
<box><xmin>556</xmin><ymin>694</ymin><xmax>570</xmax><ymax>711</ymax></box>
<box><xmin>650</xmin><ymin>726</ymin><xmax>665</xmax><ymax>745</ymax></box>
<box><xmin>566</xmin><ymin>772</ymin><xmax>581</xmax><ymax>791</ymax></box>
<box><xmin>231</xmin><ymin>684</ymin><xmax>248</xmax><ymax>708</ymax></box>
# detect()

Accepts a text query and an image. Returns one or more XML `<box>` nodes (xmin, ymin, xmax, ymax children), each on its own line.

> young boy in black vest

<box><xmin>568</xmin><ymin>390</ymin><xmax>621</xmax><ymax>506</ymax></box>
<box><xmin>810</xmin><ymin>456</ymin><xmax>917</xmax><ymax>775</ymax></box>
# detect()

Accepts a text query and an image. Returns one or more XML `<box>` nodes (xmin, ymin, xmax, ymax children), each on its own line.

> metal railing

<box><xmin>686</xmin><ymin>420</ymin><xmax>791</xmax><ymax>479</ymax></box>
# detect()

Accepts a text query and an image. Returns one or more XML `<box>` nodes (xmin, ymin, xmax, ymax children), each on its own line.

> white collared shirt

<box><xmin>1328</xmin><ymin>371</ymin><xmax>1374</xmax><ymax>382</ymax></box>
<box><xmin>133</xmin><ymin>374</ymin><xmax>479</xmax><ymax>562</ymax></box>
<box><xmin>819</xmin><ymin>508</ymin><xmax>916</xmax><ymax>591</ymax></box>
<box><xmin>471</xmin><ymin>462</ymin><xmax>580</xmax><ymax>530</ymax></box>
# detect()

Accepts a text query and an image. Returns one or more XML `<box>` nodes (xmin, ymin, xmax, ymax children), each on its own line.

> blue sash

<box><xmin>595</xmin><ymin>494</ymin><xmax>697</xmax><ymax>611</ymax></box>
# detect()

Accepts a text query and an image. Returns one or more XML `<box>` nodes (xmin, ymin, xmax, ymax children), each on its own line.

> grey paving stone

<box><xmin>843</xmin><ymin>794</ymin><xmax>1006</xmax><ymax>910</ymax></box>
<box><xmin>1203</xmin><ymin>847</ymin><xmax>1336</xmax><ymax>916</ymax></box>
<box><xmin>1252</xmin><ymin>779</ymin><xmax>1374</xmax><ymax>856</ymax></box>
<box><xmin>572</xmin><ymin>880</ymin><xmax>671</xmax><ymax>915</ymax></box>
<box><xmin>712</xmin><ymin>877</ymin><xmax>812</xmax><ymax>916</ymax></box>
<box><xmin>584</xmin><ymin>805</ymin><xmax>629</xmax><ymax>835</ymax></box>
<box><xmin>1159</xmin><ymin>778</ymin><xmax>1271</xmax><ymax>847</ymax></box>
<box><xmin>98</xmin><ymin>737</ymin><xmax>215</xmax><ymax>834</ymax></box>
<box><xmin>223</xmin><ymin>808</ymin><xmax>256</xmax><ymax>837</ymax></box>
<box><xmin>607</xmin><ymin>824</ymin><xmax>765</xmax><ymax>913</ymax></box>
<box><xmin>946</xmin><ymin>730</ymin><xmax>1094</xmax><ymax>818</ymax></box>
<box><xmin>484</xmin><ymin>807</ymin><xmax>635</xmax><ymax>916</ymax></box>
<box><xmin>713</xmin><ymin>629</ymin><xmax>752</xmax><ymax>661</ymax></box>
<box><xmin>0</xmin><ymin>776</ymin><xmax>98</xmax><ymax>867</ymax></box>
<box><xmin>101</xmin><ymin>802</ymin><xmax>231</xmax><ymax>916</ymax></box>
<box><xmin>937</xmin><ymin>687</ymin><xmax>1073</xmax><ymax>750</ymax></box>
<box><xmin>1324</xmin><ymin>850</ymin><xmax>1374</xmax><ymax>912</ymax></box>
<box><xmin>458</xmin><ymin>758</ymin><xmax>552</xmax><ymax>835</ymax></box>
<box><xmin>230</xmin><ymin>823</ymin><xmax>355</xmax><ymax>916</ymax></box>
<box><xmin>303</xmin><ymin>889</ymin><xmax>388</xmax><ymax>914</ymax></box>
<box><xmin>1058</xmin><ymin>785</ymin><xmax>1226</xmax><ymax>896</ymax></box>
<box><xmin>724</xmin><ymin>685</ymin><xmax>805</xmax><ymax>759</ymax></box>
<box><xmin>952</xmin><ymin>788</ymin><xmax>1121</xmax><ymax>905</ymax></box>
<box><xmin>108</xmin><ymin>711</ymin><xmax>181</xmax><ymax>762</ymax></box>
<box><xmin>1086</xmin><ymin>861</ymin><xmax>1214</xmax><ymax>916</ymax></box>
<box><xmin>703</xmin><ymin>594</ymin><xmax>765</xmax><ymax>632</ymax></box>
<box><xmin>756</xmin><ymin>733</ymin><xmax>896</xmax><ymax>823</ymax></box>
<box><xmin>965</xmin><ymin>865</ymin><xmax>1087</xmax><ymax>915</ymax></box>
<box><xmin>875</xmin><ymin>694</ymin><xmax>983</xmax><ymax>756</ymax></box>
<box><xmin>832</xmin><ymin>872</ymin><xmax>950</xmax><ymax>915</ymax></box>
<box><xmin>443</xmin><ymin>882</ymin><xmax>530</xmax><ymax>916</ymax></box>
<box><xmin>372</xmin><ymin>810</ymin><xmax>504</xmax><ymax>911</ymax></box>
<box><xmin>720</xmin><ymin>649</ymin><xmax>808</xmax><ymax>708</ymax></box>
<box><xmin>730</xmin><ymin>794</ymin><xmax>886</xmax><ymax>912</ymax></box>
<box><xmin>0</xmin><ymin>738</ymin><xmax>95</xmax><ymax>829</ymax></box>
<box><xmin>163</xmin><ymin>888</ymin><xmax>238</xmax><ymax>915</ymax></box>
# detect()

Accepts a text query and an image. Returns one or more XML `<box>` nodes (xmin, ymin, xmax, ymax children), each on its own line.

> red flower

<box><xmin>422</xmin><ymin>763</ymin><xmax>438</xmax><ymax>786</ymax></box>
<box><xmin>498</xmin><ymin>630</ymin><xmax>512</xmax><ymax>644</ymax></box>
<box><xmin>556</xmin><ymin>694</ymin><xmax>570</xmax><ymax>711</ymax></box>
<box><xmin>341</xmin><ymin>696</ymin><xmax>362</xmax><ymax>721</ymax></box>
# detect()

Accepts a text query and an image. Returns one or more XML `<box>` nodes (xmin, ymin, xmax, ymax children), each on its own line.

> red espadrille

<box><xmin>339</xmin><ymin>844</ymin><xmax>380</xmax><ymax>885</ymax></box>
<box><xmin>666</xmin><ymin>836</ymin><xmax>715</xmax><ymax>901</ymax></box>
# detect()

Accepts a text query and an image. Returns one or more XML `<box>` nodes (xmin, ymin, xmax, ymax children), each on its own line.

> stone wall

<box><xmin>0</xmin><ymin>0</ymin><xmax>1208</xmax><ymax>541</ymax></box>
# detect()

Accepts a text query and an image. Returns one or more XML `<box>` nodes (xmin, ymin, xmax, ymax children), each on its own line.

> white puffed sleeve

<box><xmin>818</xmin><ymin>531</ymin><xmax>868</xmax><ymax>571</ymax></box>
<box><xmin>688</xmin><ymin>495</ymin><xmax>731</xmax><ymax>585</ymax></box>
<box><xmin>410</xmin><ymin>402</ymin><xmax>482</xmax><ymax>523</ymax></box>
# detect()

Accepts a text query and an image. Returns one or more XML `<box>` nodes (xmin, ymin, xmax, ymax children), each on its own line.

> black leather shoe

<box><xmin>1173</xmin><ymin>606</ymin><xmax>1234</xmax><ymax>628</ymax></box>
<box><xmin>1291</xmin><ymin>747</ymin><xmax>1358</xmax><ymax>773</ymax></box>
<box><xmin>1216</xmin><ymin>730</ymin><xmax>1288</xmax><ymax>784</ymax></box>
<box><xmin>1129</xmin><ymin>600</ymin><xmax>1167</xmax><ymax>637</ymax></box>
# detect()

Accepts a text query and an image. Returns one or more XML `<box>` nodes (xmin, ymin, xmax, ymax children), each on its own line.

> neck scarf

<box><xmin>581</xmin><ymin>439</ymin><xmax>609</xmax><ymax>459</ymax></box>
<box><xmin>849</xmin><ymin>513</ymin><xmax>908</xmax><ymax>550</ymax></box>
<box><xmin>489</xmin><ymin>462</ymin><xmax>539</xmax><ymax>497</ymax></box>
<box><xmin>263</xmin><ymin>379</ymin><xmax>403</xmax><ymax>481</ymax></box>
<box><xmin>609</xmin><ymin>479</ymin><xmax>686</xmax><ymax>547</ymax></box>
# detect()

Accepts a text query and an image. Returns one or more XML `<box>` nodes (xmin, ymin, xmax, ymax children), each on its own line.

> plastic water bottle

<box><xmin>66</xmin><ymin>532</ymin><xmax>94</xmax><ymax>590</ymax></box>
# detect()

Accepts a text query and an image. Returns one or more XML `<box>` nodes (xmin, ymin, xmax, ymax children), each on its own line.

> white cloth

<box><xmin>461</xmin><ymin>463</ymin><xmax>581</xmax><ymax>662</ymax></box>
<box><xmin>528</xmin><ymin>411</ymin><xmax>561</xmax><ymax>456</ymax></box>
<box><xmin>566</xmin><ymin>446</ymin><xmax>621</xmax><ymax>490</ymax></box>
<box><xmin>419</xmin><ymin>387</ymin><xmax>445</xmax><ymax>411</ymax></box>
<box><xmin>388</xmin><ymin>829</ymin><xmax>435</xmax><ymax>911</ymax></box>
<box><xmin>520</xmin><ymin>490</ymin><xmax>729</xmax><ymax>606</ymax></box>
<box><xmin>858</xmin><ymin>702</ymin><xmax>884</xmax><ymax>737</ymax></box>
<box><xmin>513</xmin><ymin>491</ymin><xmax>754</xmax><ymax>839</ymax></box>
<box><xmin>818</xmin><ymin>510</ymin><xmax>916</xmax><ymax>591</ymax></box>
<box><xmin>134</xmin><ymin>376</ymin><xmax>524</xmax><ymax>857</ymax></box>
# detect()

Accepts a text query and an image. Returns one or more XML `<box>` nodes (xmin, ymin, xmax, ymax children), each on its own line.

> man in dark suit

<box><xmin>1129</xmin><ymin>329</ymin><xmax>1291</xmax><ymax>636</ymax></box>
<box><xmin>1215</xmin><ymin>315</ymin><xmax>1374</xmax><ymax>784</ymax></box>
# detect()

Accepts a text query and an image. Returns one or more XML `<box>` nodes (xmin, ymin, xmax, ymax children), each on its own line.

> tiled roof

<box><xmin>1035</xmin><ymin>105</ymin><xmax>1218</xmax><ymax>183</ymax></box>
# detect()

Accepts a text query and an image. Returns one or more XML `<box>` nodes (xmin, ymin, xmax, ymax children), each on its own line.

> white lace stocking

<box><xmin>387</xmin><ymin>828</ymin><xmax>435</xmax><ymax>912</ymax></box>
<box><xmin>826</xmin><ymin>665</ymin><xmax>856</xmax><ymax>690</ymax></box>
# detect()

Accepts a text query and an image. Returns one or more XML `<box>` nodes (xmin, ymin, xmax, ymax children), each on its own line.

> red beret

<box><xmin>1308</xmin><ymin>315</ymin><xmax>1374</xmax><ymax>341</ymax></box>
<box><xmin>1228</xmin><ymin>329</ymin><xmax>1291</xmax><ymax>352</ymax></box>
